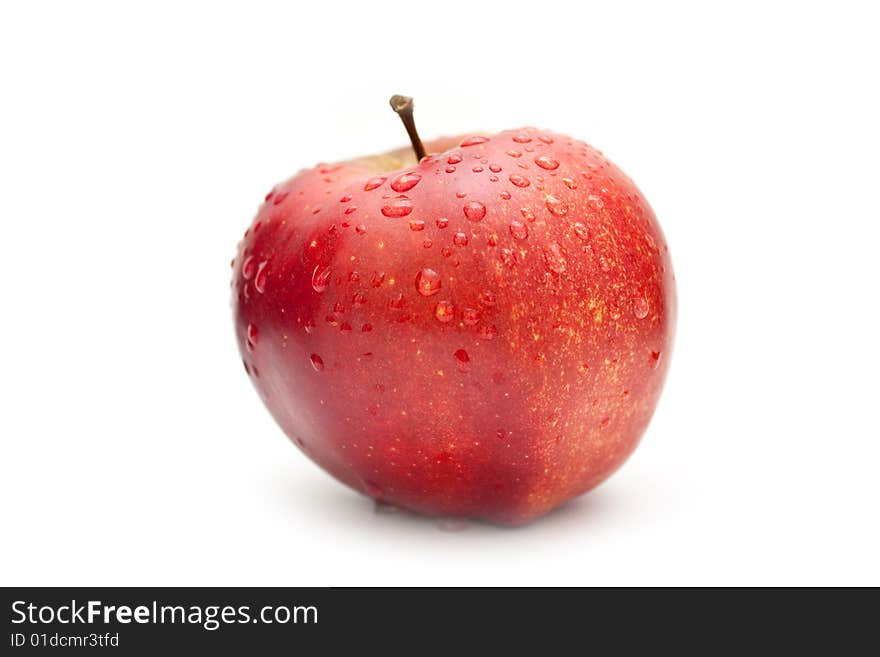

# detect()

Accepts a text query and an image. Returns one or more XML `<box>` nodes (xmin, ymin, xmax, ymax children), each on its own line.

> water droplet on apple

<box><xmin>241</xmin><ymin>255</ymin><xmax>256</xmax><ymax>280</ymax></box>
<box><xmin>245</xmin><ymin>323</ymin><xmax>258</xmax><ymax>349</ymax></box>
<box><xmin>435</xmin><ymin>300</ymin><xmax>454</xmax><ymax>323</ymax></box>
<box><xmin>544</xmin><ymin>243</ymin><xmax>567</xmax><ymax>274</ymax></box>
<box><xmin>463</xmin><ymin>308</ymin><xmax>480</xmax><ymax>325</ymax></box>
<box><xmin>454</xmin><ymin>349</ymin><xmax>470</xmax><ymax>370</ymax></box>
<box><xmin>512</xmin><ymin>133</ymin><xmax>532</xmax><ymax>144</ymax></box>
<box><xmin>472</xmin><ymin>166</ymin><xmax>484</xmax><ymax>173</ymax></box>
<box><xmin>382</xmin><ymin>196</ymin><xmax>413</xmax><ymax>218</ymax></box>
<box><xmin>409</xmin><ymin>218</ymin><xmax>426</xmax><ymax>231</ymax></box>
<box><xmin>340</xmin><ymin>194</ymin><xmax>352</xmax><ymax>203</ymax></box>
<box><xmin>461</xmin><ymin>136</ymin><xmax>489</xmax><ymax>147</ymax></box>
<box><xmin>436</xmin><ymin>217</ymin><xmax>449</xmax><ymax>229</ymax></box>
<box><xmin>535</xmin><ymin>155</ymin><xmax>559</xmax><ymax>170</ymax></box>
<box><xmin>509</xmin><ymin>219</ymin><xmax>529</xmax><ymax>240</ymax></box>
<box><xmin>573</xmin><ymin>222</ymin><xmax>590</xmax><ymax>240</ymax></box>
<box><xmin>509</xmin><ymin>174</ymin><xmax>530</xmax><ymax>188</ymax></box>
<box><xmin>453</xmin><ymin>231</ymin><xmax>469</xmax><ymax>247</ymax></box>
<box><xmin>254</xmin><ymin>261</ymin><xmax>269</xmax><ymax>293</ymax></box>
<box><xmin>463</xmin><ymin>201</ymin><xmax>486</xmax><ymax>222</ymax></box>
<box><xmin>507</xmin><ymin>149</ymin><xmax>522</xmax><ymax>158</ymax></box>
<box><xmin>447</xmin><ymin>153</ymin><xmax>462</xmax><ymax>164</ymax></box>
<box><xmin>355</xmin><ymin>224</ymin><xmax>367</xmax><ymax>235</ymax></box>
<box><xmin>416</xmin><ymin>268</ymin><xmax>442</xmax><ymax>297</ymax></box>
<box><xmin>344</xmin><ymin>206</ymin><xmax>358</xmax><ymax>215</ymax></box>
<box><xmin>633</xmin><ymin>297</ymin><xmax>650</xmax><ymax>319</ymax></box>
<box><xmin>649</xmin><ymin>350</ymin><xmax>662</xmax><ymax>369</ymax></box>
<box><xmin>562</xmin><ymin>177</ymin><xmax>577</xmax><ymax>190</ymax></box>
<box><xmin>353</xmin><ymin>291</ymin><xmax>366</xmax><ymax>305</ymax></box>
<box><xmin>311</xmin><ymin>265</ymin><xmax>332</xmax><ymax>292</ymax></box>
<box><xmin>362</xmin><ymin>323</ymin><xmax>373</xmax><ymax>332</ymax></box>
<box><xmin>489</xmin><ymin>164</ymin><xmax>502</xmax><ymax>173</ymax></box>
<box><xmin>389</xmin><ymin>293</ymin><xmax>405</xmax><ymax>309</ymax></box>
<box><xmin>545</xmin><ymin>195</ymin><xmax>568</xmax><ymax>217</ymax></box>
<box><xmin>273</xmin><ymin>191</ymin><xmax>289</xmax><ymax>205</ymax></box>
<box><xmin>371</xmin><ymin>272</ymin><xmax>385</xmax><ymax>287</ymax></box>
<box><xmin>364</xmin><ymin>176</ymin><xmax>386</xmax><ymax>191</ymax></box>
<box><xmin>391</xmin><ymin>172</ymin><xmax>422</xmax><ymax>192</ymax></box>
<box><xmin>520</xmin><ymin>207</ymin><xmax>535</xmax><ymax>222</ymax></box>
<box><xmin>309</xmin><ymin>354</ymin><xmax>324</xmax><ymax>372</ymax></box>
<box><xmin>445</xmin><ymin>165</ymin><xmax>456</xmax><ymax>173</ymax></box>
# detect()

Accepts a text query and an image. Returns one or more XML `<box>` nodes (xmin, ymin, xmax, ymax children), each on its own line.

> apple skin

<box><xmin>232</xmin><ymin>128</ymin><xmax>675</xmax><ymax>525</ymax></box>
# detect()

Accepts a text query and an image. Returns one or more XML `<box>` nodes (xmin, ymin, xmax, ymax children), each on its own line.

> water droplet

<box><xmin>520</xmin><ymin>207</ymin><xmax>535</xmax><ymax>222</ymax></box>
<box><xmin>486</xmin><ymin>233</ymin><xmax>498</xmax><ymax>247</ymax></box>
<box><xmin>500</xmin><ymin>191</ymin><xmax>511</xmax><ymax>200</ymax></box>
<box><xmin>649</xmin><ymin>350</ymin><xmax>662</xmax><ymax>369</ymax></box>
<box><xmin>362</xmin><ymin>323</ymin><xmax>373</xmax><ymax>332</ymax></box>
<box><xmin>355</xmin><ymin>224</ymin><xmax>367</xmax><ymax>235</ymax></box>
<box><xmin>246</xmin><ymin>323</ymin><xmax>258</xmax><ymax>351</ymax></box>
<box><xmin>509</xmin><ymin>219</ymin><xmax>529</xmax><ymax>240</ymax></box>
<box><xmin>500</xmin><ymin>248</ymin><xmax>517</xmax><ymax>268</ymax></box>
<box><xmin>463</xmin><ymin>201</ymin><xmax>486</xmax><ymax>222</ymax></box>
<box><xmin>436</xmin><ymin>217</ymin><xmax>449</xmax><ymax>229</ymax></box>
<box><xmin>435</xmin><ymin>300</ymin><xmax>455</xmax><ymax>322</ymax></box>
<box><xmin>447</xmin><ymin>153</ymin><xmax>462</xmax><ymax>164</ymax></box>
<box><xmin>382</xmin><ymin>196</ymin><xmax>413</xmax><ymax>218</ymax></box>
<box><xmin>489</xmin><ymin>164</ymin><xmax>502</xmax><ymax>173</ymax></box>
<box><xmin>507</xmin><ymin>149</ymin><xmax>522</xmax><ymax>158</ymax></box>
<box><xmin>461</xmin><ymin>136</ymin><xmax>489</xmax><ymax>147</ymax></box>
<box><xmin>454</xmin><ymin>349</ymin><xmax>470</xmax><ymax>369</ymax></box>
<box><xmin>389</xmin><ymin>293</ymin><xmax>405</xmax><ymax>309</ymax></box>
<box><xmin>348</xmin><ymin>271</ymin><xmax>360</xmax><ymax>283</ymax></box>
<box><xmin>509</xmin><ymin>174</ymin><xmax>530</xmax><ymax>188</ymax></box>
<box><xmin>311</xmin><ymin>265</ymin><xmax>332</xmax><ymax>292</ymax></box>
<box><xmin>535</xmin><ymin>155</ymin><xmax>559</xmax><ymax>170</ymax></box>
<box><xmin>455</xmin><ymin>191</ymin><xmax>467</xmax><ymax>198</ymax></box>
<box><xmin>538</xmin><ymin>134</ymin><xmax>554</xmax><ymax>144</ymax></box>
<box><xmin>340</xmin><ymin>322</ymin><xmax>352</xmax><ymax>334</ymax></box>
<box><xmin>633</xmin><ymin>297</ymin><xmax>650</xmax><ymax>319</ymax></box>
<box><xmin>453</xmin><ymin>231</ymin><xmax>469</xmax><ymax>247</ymax></box>
<box><xmin>544</xmin><ymin>243</ymin><xmax>567</xmax><ymax>274</ymax></box>
<box><xmin>545</xmin><ymin>195</ymin><xmax>568</xmax><ymax>217</ymax></box>
<box><xmin>573</xmin><ymin>222</ymin><xmax>590</xmax><ymax>240</ymax></box>
<box><xmin>472</xmin><ymin>166</ymin><xmax>484</xmax><ymax>173</ymax></box>
<box><xmin>344</xmin><ymin>205</ymin><xmax>358</xmax><ymax>215</ymax></box>
<box><xmin>409</xmin><ymin>218</ymin><xmax>426</xmax><ymax>231</ymax></box>
<box><xmin>254</xmin><ymin>261</ymin><xmax>269</xmax><ymax>293</ymax></box>
<box><xmin>309</xmin><ymin>354</ymin><xmax>325</xmax><ymax>371</ymax></box>
<box><xmin>489</xmin><ymin>175</ymin><xmax>499</xmax><ymax>182</ymax></box>
<box><xmin>512</xmin><ymin>133</ymin><xmax>532</xmax><ymax>144</ymax></box>
<box><xmin>272</xmin><ymin>191</ymin><xmax>289</xmax><ymax>205</ymax></box>
<box><xmin>352</xmin><ymin>291</ymin><xmax>366</xmax><ymax>305</ymax></box>
<box><xmin>241</xmin><ymin>255</ymin><xmax>256</xmax><ymax>279</ymax></box>
<box><xmin>364</xmin><ymin>176</ymin><xmax>386</xmax><ymax>191</ymax></box>
<box><xmin>416</xmin><ymin>268</ymin><xmax>442</xmax><ymax>296</ymax></box>
<box><xmin>371</xmin><ymin>272</ymin><xmax>385</xmax><ymax>287</ymax></box>
<box><xmin>340</xmin><ymin>194</ymin><xmax>352</xmax><ymax>203</ymax></box>
<box><xmin>391</xmin><ymin>172</ymin><xmax>422</xmax><ymax>192</ymax></box>
<box><xmin>422</xmin><ymin>238</ymin><xmax>433</xmax><ymax>249</ymax></box>
<box><xmin>562</xmin><ymin>177</ymin><xmax>577</xmax><ymax>190</ymax></box>
<box><xmin>445</xmin><ymin>165</ymin><xmax>456</xmax><ymax>173</ymax></box>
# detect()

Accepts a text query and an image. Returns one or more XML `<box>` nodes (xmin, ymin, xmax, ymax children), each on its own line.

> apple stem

<box><xmin>389</xmin><ymin>95</ymin><xmax>427</xmax><ymax>161</ymax></box>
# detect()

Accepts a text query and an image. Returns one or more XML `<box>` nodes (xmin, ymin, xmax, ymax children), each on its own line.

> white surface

<box><xmin>1</xmin><ymin>1</ymin><xmax>878</xmax><ymax>586</ymax></box>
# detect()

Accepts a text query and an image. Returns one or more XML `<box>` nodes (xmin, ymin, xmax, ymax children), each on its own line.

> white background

<box><xmin>1</xmin><ymin>1</ymin><xmax>878</xmax><ymax>586</ymax></box>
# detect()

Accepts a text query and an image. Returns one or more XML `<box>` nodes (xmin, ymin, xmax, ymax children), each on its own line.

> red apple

<box><xmin>232</xmin><ymin>97</ymin><xmax>675</xmax><ymax>524</ymax></box>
